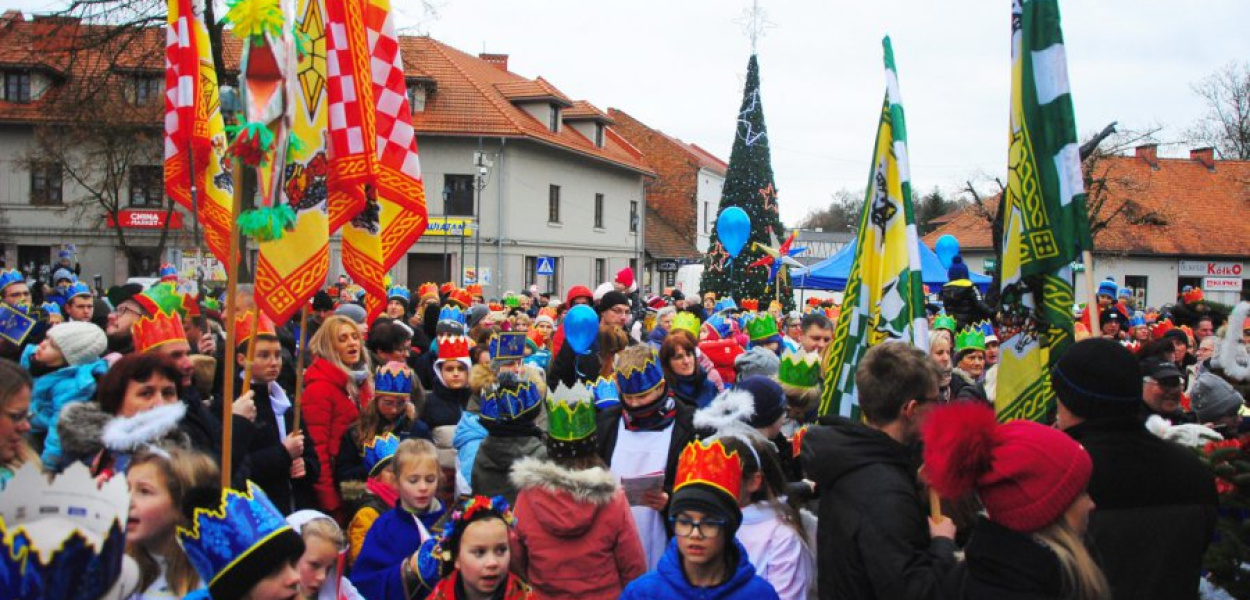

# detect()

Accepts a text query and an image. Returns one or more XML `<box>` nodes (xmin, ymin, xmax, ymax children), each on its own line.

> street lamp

<box><xmin>472</xmin><ymin>150</ymin><xmax>493</xmax><ymax>290</ymax></box>
<box><xmin>442</xmin><ymin>186</ymin><xmax>450</xmax><ymax>282</ymax></box>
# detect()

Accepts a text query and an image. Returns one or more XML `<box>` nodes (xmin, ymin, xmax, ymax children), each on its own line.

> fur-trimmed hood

<box><xmin>510</xmin><ymin>456</ymin><xmax>618</xmax><ymax>505</ymax></box>
<box><xmin>510</xmin><ymin>456</ymin><xmax>622</xmax><ymax>538</ymax></box>
<box><xmin>57</xmin><ymin>401</ymin><xmax>192</xmax><ymax>467</ymax></box>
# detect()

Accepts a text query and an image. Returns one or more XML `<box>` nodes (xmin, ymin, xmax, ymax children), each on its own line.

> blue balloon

<box><xmin>717</xmin><ymin>207</ymin><xmax>751</xmax><ymax>258</ymax></box>
<box><xmin>563</xmin><ymin>305</ymin><xmax>598</xmax><ymax>355</ymax></box>
<box><xmin>935</xmin><ymin>235</ymin><xmax>961</xmax><ymax>270</ymax></box>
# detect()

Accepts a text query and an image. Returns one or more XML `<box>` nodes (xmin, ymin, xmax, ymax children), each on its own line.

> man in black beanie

<box><xmin>1054</xmin><ymin>338</ymin><xmax>1216</xmax><ymax>600</ymax></box>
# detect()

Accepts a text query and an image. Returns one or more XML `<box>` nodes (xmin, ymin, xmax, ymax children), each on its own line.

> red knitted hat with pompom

<box><xmin>922</xmin><ymin>402</ymin><xmax>1092</xmax><ymax>533</ymax></box>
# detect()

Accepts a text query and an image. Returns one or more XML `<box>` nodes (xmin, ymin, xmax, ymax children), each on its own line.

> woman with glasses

<box><xmin>0</xmin><ymin>358</ymin><xmax>36</xmax><ymax>485</ymax></box>
<box><xmin>336</xmin><ymin>361</ymin><xmax>430</xmax><ymax>491</ymax></box>
<box><xmin>620</xmin><ymin>437</ymin><xmax>780</xmax><ymax>600</ymax></box>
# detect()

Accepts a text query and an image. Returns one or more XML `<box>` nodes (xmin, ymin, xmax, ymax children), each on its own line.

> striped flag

<box><xmin>324</xmin><ymin>0</ymin><xmax>427</xmax><ymax>320</ymax></box>
<box><xmin>818</xmin><ymin>37</ymin><xmax>929</xmax><ymax>418</ymax></box>
<box><xmin>994</xmin><ymin>0</ymin><xmax>1092</xmax><ymax>422</ymax></box>
<box><xmin>254</xmin><ymin>0</ymin><xmax>331</xmax><ymax>324</ymax></box>
<box><xmin>163</xmin><ymin>0</ymin><xmax>233</xmax><ymax>265</ymax></box>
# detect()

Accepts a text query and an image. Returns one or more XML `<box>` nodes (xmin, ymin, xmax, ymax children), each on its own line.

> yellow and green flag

<box><xmin>818</xmin><ymin>37</ymin><xmax>929</xmax><ymax>418</ymax></box>
<box><xmin>994</xmin><ymin>0</ymin><xmax>1093</xmax><ymax>422</ymax></box>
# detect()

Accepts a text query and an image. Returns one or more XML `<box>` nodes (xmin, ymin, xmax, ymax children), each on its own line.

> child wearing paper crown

<box><xmin>345</xmin><ymin>432</ymin><xmax>401</xmax><ymax>567</ymax></box>
<box><xmin>509</xmin><ymin>381</ymin><xmax>647</xmax><ymax>600</ymax></box>
<box><xmin>424</xmin><ymin>496</ymin><xmax>538</xmax><ymax>600</ymax></box>
<box><xmin>336</xmin><ymin>361</ymin><xmax>432</xmax><ymax>493</ymax></box>
<box><xmin>20</xmin><ymin>320</ymin><xmax>108</xmax><ymax>468</ymax></box>
<box><xmin>349</xmin><ymin>439</ymin><xmax>450</xmax><ymax>600</ymax></box>
<box><xmin>464</xmin><ymin>334</ymin><xmax>548</xmax><ymax>503</ymax></box>
<box><xmin>619</xmin><ymin>438</ymin><xmax>781</xmax><ymax>600</ymax></box>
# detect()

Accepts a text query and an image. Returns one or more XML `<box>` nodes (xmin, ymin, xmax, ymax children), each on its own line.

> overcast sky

<box><xmin>11</xmin><ymin>0</ymin><xmax>1249</xmax><ymax>226</ymax></box>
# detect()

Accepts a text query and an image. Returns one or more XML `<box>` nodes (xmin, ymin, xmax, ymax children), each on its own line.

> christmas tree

<box><xmin>700</xmin><ymin>54</ymin><xmax>792</xmax><ymax>311</ymax></box>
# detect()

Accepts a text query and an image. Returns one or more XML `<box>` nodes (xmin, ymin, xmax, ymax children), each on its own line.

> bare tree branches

<box><xmin>1187</xmin><ymin>61</ymin><xmax>1250</xmax><ymax>160</ymax></box>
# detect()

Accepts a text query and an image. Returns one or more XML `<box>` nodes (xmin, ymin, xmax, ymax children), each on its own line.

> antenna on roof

<box><xmin>734</xmin><ymin>0</ymin><xmax>775</xmax><ymax>54</ymax></box>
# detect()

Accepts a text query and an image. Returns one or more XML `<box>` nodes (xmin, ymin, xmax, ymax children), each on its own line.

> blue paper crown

<box><xmin>979</xmin><ymin>320</ymin><xmax>997</xmax><ymax>340</ymax></box>
<box><xmin>363</xmin><ymin>432</ymin><xmax>401</xmax><ymax>477</ymax></box>
<box><xmin>58</xmin><ymin>249</ymin><xmax>73</xmax><ymax>260</ymax></box>
<box><xmin>176</xmin><ymin>482</ymin><xmax>295</xmax><ymax>591</ymax></box>
<box><xmin>488</xmin><ymin>331</ymin><xmax>527</xmax><ymax>362</ymax></box>
<box><xmin>714</xmin><ymin>297</ymin><xmax>738</xmax><ymax>313</ymax></box>
<box><xmin>65</xmin><ymin>281</ymin><xmax>92</xmax><ymax>300</ymax></box>
<box><xmin>591</xmin><ymin>376</ymin><xmax>620</xmax><ymax>410</ymax></box>
<box><xmin>1130</xmin><ymin>312</ymin><xmax>1147</xmax><ymax>328</ymax></box>
<box><xmin>438</xmin><ymin>306</ymin><xmax>465</xmax><ymax>325</ymax></box>
<box><xmin>0</xmin><ymin>269</ymin><xmax>24</xmax><ymax>292</ymax></box>
<box><xmin>40</xmin><ymin>302</ymin><xmax>61</xmax><ymax>316</ymax></box>
<box><xmin>159</xmin><ymin>264</ymin><xmax>177</xmax><ymax>279</ymax></box>
<box><xmin>375</xmin><ymin>363</ymin><xmax>414</xmax><ymax>396</ymax></box>
<box><xmin>388</xmin><ymin>286</ymin><xmax>411</xmax><ymax>303</ymax></box>
<box><xmin>706</xmin><ymin>314</ymin><xmax>734</xmax><ymax>339</ymax></box>
<box><xmin>480</xmin><ymin>379</ymin><xmax>543</xmax><ymax>422</ymax></box>
<box><xmin>615</xmin><ymin>353</ymin><xmax>665</xmax><ymax>396</ymax></box>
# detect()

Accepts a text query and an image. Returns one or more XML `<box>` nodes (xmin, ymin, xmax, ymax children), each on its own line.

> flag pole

<box><xmin>1082</xmin><ymin>250</ymin><xmax>1100</xmax><ymax>334</ymax></box>
<box><xmin>291</xmin><ymin>305</ymin><xmax>309</xmax><ymax>433</ymax></box>
<box><xmin>240</xmin><ymin>309</ymin><xmax>261</xmax><ymax>391</ymax></box>
<box><xmin>220</xmin><ymin>158</ymin><xmax>243</xmax><ymax>489</ymax></box>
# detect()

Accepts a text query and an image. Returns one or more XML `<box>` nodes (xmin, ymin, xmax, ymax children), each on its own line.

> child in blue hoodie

<box><xmin>21</xmin><ymin>321</ymin><xmax>108</xmax><ymax>468</ymax></box>
<box><xmin>620</xmin><ymin>438</ymin><xmax>780</xmax><ymax>600</ymax></box>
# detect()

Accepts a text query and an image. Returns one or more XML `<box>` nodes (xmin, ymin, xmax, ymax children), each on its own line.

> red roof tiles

<box><xmin>923</xmin><ymin>152</ymin><xmax>1250</xmax><ymax>259</ymax></box>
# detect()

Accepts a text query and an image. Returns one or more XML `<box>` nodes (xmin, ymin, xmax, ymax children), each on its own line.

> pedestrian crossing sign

<box><xmin>537</xmin><ymin>257</ymin><xmax>555</xmax><ymax>275</ymax></box>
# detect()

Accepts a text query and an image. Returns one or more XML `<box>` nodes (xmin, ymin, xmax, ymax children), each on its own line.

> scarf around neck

<box><xmin>622</xmin><ymin>389</ymin><xmax>677</xmax><ymax>432</ymax></box>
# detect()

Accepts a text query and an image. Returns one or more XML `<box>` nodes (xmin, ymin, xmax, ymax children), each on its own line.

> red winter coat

<box><xmin>302</xmin><ymin>357</ymin><xmax>370</xmax><ymax>521</ymax></box>
<box><xmin>700</xmin><ymin>339</ymin><xmax>745</xmax><ymax>385</ymax></box>
<box><xmin>509</xmin><ymin>457</ymin><xmax>647</xmax><ymax>600</ymax></box>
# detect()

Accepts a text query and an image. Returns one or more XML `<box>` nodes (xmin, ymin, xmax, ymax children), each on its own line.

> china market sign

<box><xmin>426</xmin><ymin>217</ymin><xmax>475</xmax><ymax>237</ymax></box>
<box><xmin>106</xmin><ymin>209</ymin><xmax>184</xmax><ymax>229</ymax></box>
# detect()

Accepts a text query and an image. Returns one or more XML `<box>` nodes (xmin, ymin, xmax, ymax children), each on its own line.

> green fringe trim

<box><xmin>237</xmin><ymin>205</ymin><xmax>296</xmax><ymax>242</ymax></box>
<box><xmin>223</xmin><ymin>0</ymin><xmax>285</xmax><ymax>43</ymax></box>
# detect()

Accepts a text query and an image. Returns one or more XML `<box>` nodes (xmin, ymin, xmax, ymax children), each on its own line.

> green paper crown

<box><xmin>746</xmin><ymin>314</ymin><xmax>779</xmax><ymax>342</ymax></box>
<box><xmin>955</xmin><ymin>326</ymin><xmax>986</xmax><ymax>354</ymax></box>
<box><xmin>778</xmin><ymin>351</ymin><xmax>821</xmax><ymax>388</ymax></box>
<box><xmin>546</xmin><ymin>382</ymin><xmax>597</xmax><ymax>442</ymax></box>
<box><xmin>135</xmin><ymin>282</ymin><xmax>190</xmax><ymax>318</ymax></box>
<box><xmin>933</xmin><ymin>314</ymin><xmax>956</xmax><ymax>332</ymax></box>
<box><xmin>671</xmin><ymin>312</ymin><xmax>700</xmax><ymax>337</ymax></box>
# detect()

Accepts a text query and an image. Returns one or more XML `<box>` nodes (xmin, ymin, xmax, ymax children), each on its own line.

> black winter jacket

<box><xmin>800</xmin><ymin>416</ymin><xmax>956</xmax><ymax>600</ymax></box>
<box><xmin>1065</xmin><ymin>417</ymin><xmax>1217</xmax><ymax>600</ymax></box>
<box><xmin>943</xmin><ymin>518</ymin><xmax>1065</xmax><ymax>600</ymax></box>
<box><xmin>237</xmin><ymin>380</ymin><xmax>320</xmax><ymax>514</ymax></box>
<box><xmin>940</xmin><ymin>283</ymin><xmax>995</xmax><ymax>331</ymax></box>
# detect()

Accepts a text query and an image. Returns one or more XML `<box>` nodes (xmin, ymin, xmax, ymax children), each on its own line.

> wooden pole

<box><xmin>291</xmin><ymin>305</ymin><xmax>309</xmax><ymax>433</ymax></box>
<box><xmin>220</xmin><ymin>159</ymin><xmax>244</xmax><ymax>490</ymax></box>
<box><xmin>240</xmin><ymin>309</ymin><xmax>261</xmax><ymax>388</ymax></box>
<box><xmin>929</xmin><ymin>488</ymin><xmax>943</xmax><ymax>522</ymax></box>
<box><xmin>1082</xmin><ymin>250</ymin><xmax>1100</xmax><ymax>334</ymax></box>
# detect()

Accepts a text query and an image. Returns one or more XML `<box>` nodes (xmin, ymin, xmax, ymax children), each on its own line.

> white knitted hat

<box><xmin>46</xmin><ymin>321</ymin><xmax>107</xmax><ymax>366</ymax></box>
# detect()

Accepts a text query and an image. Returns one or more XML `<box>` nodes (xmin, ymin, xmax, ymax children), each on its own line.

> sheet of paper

<box><xmin>620</xmin><ymin>471</ymin><xmax>665</xmax><ymax>507</ymax></box>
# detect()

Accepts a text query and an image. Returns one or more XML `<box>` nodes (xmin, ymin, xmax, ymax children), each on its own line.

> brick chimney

<box><xmin>1190</xmin><ymin>147</ymin><xmax>1216</xmax><ymax>170</ymax></box>
<box><xmin>479</xmin><ymin>53</ymin><xmax>509</xmax><ymax>72</ymax></box>
<box><xmin>1135</xmin><ymin>143</ymin><xmax>1158</xmax><ymax>169</ymax></box>
<box><xmin>0</xmin><ymin>10</ymin><xmax>23</xmax><ymax>30</ymax></box>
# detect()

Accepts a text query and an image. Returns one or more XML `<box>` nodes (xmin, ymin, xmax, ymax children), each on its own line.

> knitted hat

<box><xmin>597</xmin><ymin>291</ymin><xmax>630</xmax><ymax>315</ymax></box>
<box><xmin>615</xmin><ymin>267</ymin><xmax>635</xmax><ymax>291</ymax></box>
<box><xmin>734</xmin><ymin>346</ymin><xmax>780</xmax><ymax>380</ymax></box>
<box><xmin>52</xmin><ymin>268</ymin><xmax>75</xmax><ymax>284</ymax></box>
<box><xmin>924</xmin><ymin>402</ymin><xmax>1092</xmax><ymax>533</ymax></box>
<box><xmin>947</xmin><ymin>256</ymin><xmax>969</xmax><ymax>281</ymax></box>
<box><xmin>311</xmin><ymin>290</ymin><xmax>335</xmax><ymax>312</ymax></box>
<box><xmin>1097</xmin><ymin>278</ymin><xmax>1117</xmax><ymax>298</ymax></box>
<box><xmin>335</xmin><ymin>303</ymin><xmax>367</xmax><ymax>324</ymax></box>
<box><xmin>1191</xmin><ymin>372</ymin><xmax>1245</xmax><ymax>423</ymax></box>
<box><xmin>1051</xmin><ymin>339</ymin><xmax>1143</xmax><ymax>419</ymax></box>
<box><xmin>565</xmin><ymin>285</ymin><xmax>593</xmax><ymax>306</ymax></box>
<box><xmin>670</xmin><ymin>289</ymin><xmax>685</xmax><ymax>302</ymax></box>
<box><xmin>736</xmin><ymin>376</ymin><xmax>787</xmax><ymax>428</ymax></box>
<box><xmin>1099</xmin><ymin>308</ymin><xmax>1123</xmax><ymax>328</ymax></box>
<box><xmin>46</xmin><ymin>322</ymin><xmax>107</xmax><ymax>366</ymax></box>
<box><xmin>465</xmin><ymin>305</ymin><xmax>490</xmax><ymax>330</ymax></box>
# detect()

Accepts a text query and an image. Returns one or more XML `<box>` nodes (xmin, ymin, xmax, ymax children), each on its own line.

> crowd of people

<box><xmin>2</xmin><ymin>257</ymin><xmax>1248</xmax><ymax>600</ymax></box>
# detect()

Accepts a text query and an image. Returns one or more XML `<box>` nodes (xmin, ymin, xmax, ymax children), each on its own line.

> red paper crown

<box><xmin>447</xmin><ymin>288</ymin><xmax>472</xmax><ymax>309</ymax></box>
<box><xmin>439</xmin><ymin>282</ymin><xmax>456</xmax><ymax>296</ymax></box>
<box><xmin>465</xmin><ymin>283</ymin><xmax>484</xmax><ymax>298</ymax></box>
<box><xmin>740</xmin><ymin>299</ymin><xmax>759</xmax><ymax>312</ymax></box>
<box><xmin>488</xmin><ymin>302</ymin><xmax>504</xmax><ymax>312</ymax></box>
<box><xmin>1150</xmin><ymin>318</ymin><xmax>1175</xmax><ymax>338</ymax></box>
<box><xmin>133</xmin><ymin>310</ymin><xmax>187</xmax><ymax>354</ymax></box>
<box><xmin>1182</xmin><ymin>288</ymin><xmax>1204</xmax><ymax>305</ymax></box>
<box><xmin>437</xmin><ymin>335</ymin><xmax>471</xmax><ymax>362</ymax></box>
<box><xmin>673</xmin><ymin>439</ymin><xmax>743</xmax><ymax>503</ymax></box>
<box><xmin>233</xmin><ymin>311</ymin><xmax>277</xmax><ymax>348</ymax></box>
<box><xmin>417</xmin><ymin>282</ymin><xmax>439</xmax><ymax>301</ymax></box>
<box><xmin>538</xmin><ymin>307</ymin><xmax>557</xmax><ymax>320</ymax></box>
<box><xmin>806</xmin><ymin>297</ymin><xmax>822</xmax><ymax>307</ymax></box>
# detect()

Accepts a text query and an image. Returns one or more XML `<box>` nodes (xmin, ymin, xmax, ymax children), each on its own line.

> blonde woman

<box><xmin>0</xmin><ymin>359</ymin><xmax>36</xmax><ymax>485</ymax></box>
<box><xmin>304</xmin><ymin>315</ymin><xmax>373</xmax><ymax>522</ymax></box>
<box><xmin>125</xmin><ymin>445</ymin><xmax>219</xmax><ymax>598</ymax></box>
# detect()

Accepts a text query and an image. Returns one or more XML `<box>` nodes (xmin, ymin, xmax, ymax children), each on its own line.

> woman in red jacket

<box><xmin>303</xmin><ymin>314</ymin><xmax>373</xmax><ymax>522</ymax></box>
<box><xmin>510</xmin><ymin>381</ymin><xmax>647</xmax><ymax>599</ymax></box>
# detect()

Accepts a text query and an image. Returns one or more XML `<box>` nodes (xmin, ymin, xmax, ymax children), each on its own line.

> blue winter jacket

<box><xmin>620</xmin><ymin>537</ymin><xmax>781</xmax><ymax>600</ymax></box>
<box><xmin>452</xmin><ymin>411</ymin><xmax>487</xmax><ymax>489</ymax></box>
<box><xmin>21</xmin><ymin>345</ymin><xmax>107</xmax><ymax>468</ymax></box>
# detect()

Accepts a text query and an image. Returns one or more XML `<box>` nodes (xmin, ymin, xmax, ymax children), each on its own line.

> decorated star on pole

<box><xmin>748</xmin><ymin>229</ymin><xmax>805</xmax><ymax>284</ymax></box>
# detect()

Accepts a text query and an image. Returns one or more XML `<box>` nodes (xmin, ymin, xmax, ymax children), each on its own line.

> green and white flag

<box><xmin>994</xmin><ymin>0</ymin><xmax>1093</xmax><ymax>422</ymax></box>
<box><xmin>818</xmin><ymin>37</ymin><xmax>929</xmax><ymax>418</ymax></box>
